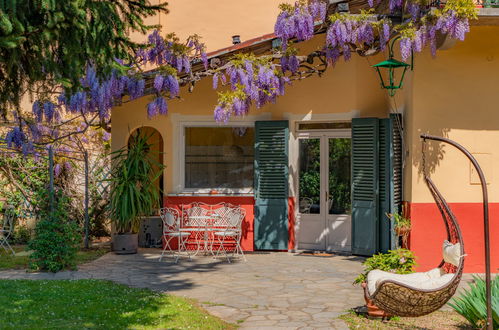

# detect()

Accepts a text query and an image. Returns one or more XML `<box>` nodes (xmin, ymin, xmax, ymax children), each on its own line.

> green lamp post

<box><xmin>373</xmin><ymin>37</ymin><xmax>411</xmax><ymax>97</ymax></box>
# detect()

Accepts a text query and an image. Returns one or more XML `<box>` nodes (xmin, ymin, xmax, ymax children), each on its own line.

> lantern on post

<box><xmin>373</xmin><ymin>37</ymin><xmax>411</xmax><ymax>97</ymax></box>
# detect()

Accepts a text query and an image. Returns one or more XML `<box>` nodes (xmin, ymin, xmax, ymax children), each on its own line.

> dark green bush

<box><xmin>10</xmin><ymin>226</ymin><xmax>31</xmax><ymax>245</ymax></box>
<box><xmin>449</xmin><ymin>275</ymin><xmax>498</xmax><ymax>329</ymax></box>
<box><xmin>354</xmin><ymin>248</ymin><xmax>417</xmax><ymax>284</ymax></box>
<box><xmin>28</xmin><ymin>192</ymin><xmax>81</xmax><ymax>272</ymax></box>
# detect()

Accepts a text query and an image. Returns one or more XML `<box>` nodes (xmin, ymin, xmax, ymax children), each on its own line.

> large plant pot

<box><xmin>362</xmin><ymin>282</ymin><xmax>392</xmax><ymax>319</ymax></box>
<box><xmin>112</xmin><ymin>233</ymin><xmax>138</xmax><ymax>254</ymax></box>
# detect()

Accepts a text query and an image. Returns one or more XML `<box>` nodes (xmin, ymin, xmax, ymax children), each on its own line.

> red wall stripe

<box><xmin>409</xmin><ymin>202</ymin><xmax>499</xmax><ymax>273</ymax></box>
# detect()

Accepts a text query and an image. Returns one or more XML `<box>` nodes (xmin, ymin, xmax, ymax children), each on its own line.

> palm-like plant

<box><xmin>108</xmin><ymin>132</ymin><xmax>163</xmax><ymax>234</ymax></box>
<box><xmin>448</xmin><ymin>275</ymin><xmax>498</xmax><ymax>329</ymax></box>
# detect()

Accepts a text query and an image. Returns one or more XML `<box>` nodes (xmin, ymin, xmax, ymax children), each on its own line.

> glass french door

<box><xmin>297</xmin><ymin>133</ymin><xmax>352</xmax><ymax>252</ymax></box>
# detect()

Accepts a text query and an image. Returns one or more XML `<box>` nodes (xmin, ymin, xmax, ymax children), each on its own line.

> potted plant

<box><xmin>387</xmin><ymin>212</ymin><xmax>411</xmax><ymax>248</ymax></box>
<box><xmin>108</xmin><ymin>132</ymin><xmax>164</xmax><ymax>254</ymax></box>
<box><xmin>354</xmin><ymin>248</ymin><xmax>417</xmax><ymax>318</ymax></box>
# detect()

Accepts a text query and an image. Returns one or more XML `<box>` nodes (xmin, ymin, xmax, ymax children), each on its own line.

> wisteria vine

<box><xmin>3</xmin><ymin>0</ymin><xmax>477</xmax><ymax>158</ymax></box>
<box><xmin>4</xmin><ymin>30</ymin><xmax>208</xmax><ymax>159</ymax></box>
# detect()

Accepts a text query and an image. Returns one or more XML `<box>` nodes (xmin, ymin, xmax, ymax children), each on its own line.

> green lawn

<box><xmin>0</xmin><ymin>245</ymin><xmax>109</xmax><ymax>270</ymax></box>
<box><xmin>0</xmin><ymin>279</ymin><xmax>233</xmax><ymax>329</ymax></box>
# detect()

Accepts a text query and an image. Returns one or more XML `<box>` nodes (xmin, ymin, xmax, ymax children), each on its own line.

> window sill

<box><xmin>167</xmin><ymin>193</ymin><xmax>254</xmax><ymax>197</ymax></box>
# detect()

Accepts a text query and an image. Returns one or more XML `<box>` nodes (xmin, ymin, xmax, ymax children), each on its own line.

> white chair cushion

<box><xmin>443</xmin><ymin>240</ymin><xmax>462</xmax><ymax>266</ymax></box>
<box><xmin>367</xmin><ymin>268</ymin><xmax>447</xmax><ymax>295</ymax></box>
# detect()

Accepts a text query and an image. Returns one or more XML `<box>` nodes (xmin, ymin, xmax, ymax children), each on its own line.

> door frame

<box><xmin>296</xmin><ymin>129</ymin><xmax>351</xmax><ymax>251</ymax></box>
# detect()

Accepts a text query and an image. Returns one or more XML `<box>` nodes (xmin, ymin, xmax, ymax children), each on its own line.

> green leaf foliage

<box><xmin>0</xmin><ymin>0</ymin><xmax>167</xmax><ymax>115</ymax></box>
<box><xmin>354</xmin><ymin>248</ymin><xmax>417</xmax><ymax>284</ymax></box>
<box><xmin>28</xmin><ymin>190</ymin><xmax>81</xmax><ymax>273</ymax></box>
<box><xmin>448</xmin><ymin>275</ymin><xmax>499</xmax><ymax>329</ymax></box>
<box><xmin>108</xmin><ymin>131</ymin><xmax>164</xmax><ymax>234</ymax></box>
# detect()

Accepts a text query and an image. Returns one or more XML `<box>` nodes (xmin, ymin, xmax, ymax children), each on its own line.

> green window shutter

<box><xmin>390</xmin><ymin>113</ymin><xmax>404</xmax><ymax>249</ymax></box>
<box><xmin>254</xmin><ymin>120</ymin><xmax>289</xmax><ymax>250</ymax></box>
<box><xmin>351</xmin><ymin>118</ymin><xmax>379</xmax><ymax>256</ymax></box>
<box><xmin>379</xmin><ymin>118</ymin><xmax>393</xmax><ymax>253</ymax></box>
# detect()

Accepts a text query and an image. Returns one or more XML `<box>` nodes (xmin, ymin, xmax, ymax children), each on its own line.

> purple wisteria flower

<box><xmin>154</xmin><ymin>75</ymin><xmax>164</xmax><ymax>92</ymax></box>
<box><xmin>5</xmin><ymin>127</ymin><xmax>26</xmax><ymax>149</ymax></box>
<box><xmin>102</xmin><ymin>131</ymin><xmax>111</xmax><ymax>142</ymax></box>
<box><xmin>32</xmin><ymin>101</ymin><xmax>43</xmax><ymax>122</ymax></box>
<box><xmin>275</xmin><ymin>1</ymin><xmax>326</xmax><ymax>49</ymax></box>
<box><xmin>400</xmin><ymin>37</ymin><xmax>413</xmax><ymax>61</ymax></box>
<box><xmin>212</xmin><ymin>73</ymin><xmax>219</xmax><ymax>89</ymax></box>
<box><xmin>147</xmin><ymin>97</ymin><xmax>168</xmax><ymax>118</ymax></box>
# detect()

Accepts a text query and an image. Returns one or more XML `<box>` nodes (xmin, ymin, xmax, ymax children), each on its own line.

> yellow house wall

<box><xmin>164</xmin><ymin>0</ymin><xmax>292</xmax><ymax>52</ymax></box>
<box><xmin>409</xmin><ymin>26</ymin><xmax>499</xmax><ymax>203</ymax></box>
<box><xmin>111</xmin><ymin>37</ymin><xmax>390</xmax><ymax>194</ymax></box>
<box><xmin>129</xmin><ymin>0</ymin><xmax>293</xmax><ymax>51</ymax></box>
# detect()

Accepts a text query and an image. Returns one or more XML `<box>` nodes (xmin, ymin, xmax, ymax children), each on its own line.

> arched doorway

<box><xmin>127</xmin><ymin>127</ymin><xmax>164</xmax><ymax>210</ymax></box>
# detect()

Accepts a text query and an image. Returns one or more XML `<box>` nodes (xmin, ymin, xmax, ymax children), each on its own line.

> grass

<box><xmin>0</xmin><ymin>245</ymin><xmax>109</xmax><ymax>270</ymax></box>
<box><xmin>0</xmin><ymin>279</ymin><xmax>234</xmax><ymax>329</ymax></box>
<box><xmin>340</xmin><ymin>310</ymin><xmax>473</xmax><ymax>329</ymax></box>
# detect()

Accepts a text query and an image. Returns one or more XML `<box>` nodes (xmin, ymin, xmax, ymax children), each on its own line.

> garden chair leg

<box><xmin>159</xmin><ymin>236</ymin><xmax>173</xmax><ymax>262</ymax></box>
<box><xmin>0</xmin><ymin>235</ymin><xmax>15</xmax><ymax>255</ymax></box>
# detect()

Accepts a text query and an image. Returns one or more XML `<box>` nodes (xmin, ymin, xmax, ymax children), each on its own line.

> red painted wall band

<box><xmin>409</xmin><ymin>202</ymin><xmax>499</xmax><ymax>273</ymax></box>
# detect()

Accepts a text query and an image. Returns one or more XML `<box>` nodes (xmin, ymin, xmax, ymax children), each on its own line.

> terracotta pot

<box><xmin>395</xmin><ymin>226</ymin><xmax>410</xmax><ymax>236</ymax></box>
<box><xmin>362</xmin><ymin>282</ymin><xmax>392</xmax><ymax>319</ymax></box>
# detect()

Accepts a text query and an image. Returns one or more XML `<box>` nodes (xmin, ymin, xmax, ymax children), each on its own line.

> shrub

<box><xmin>449</xmin><ymin>275</ymin><xmax>499</xmax><ymax>329</ymax></box>
<box><xmin>28</xmin><ymin>192</ymin><xmax>81</xmax><ymax>272</ymax></box>
<box><xmin>354</xmin><ymin>248</ymin><xmax>417</xmax><ymax>284</ymax></box>
<box><xmin>10</xmin><ymin>226</ymin><xmax>31</xmax><ymax>245</ymax></box>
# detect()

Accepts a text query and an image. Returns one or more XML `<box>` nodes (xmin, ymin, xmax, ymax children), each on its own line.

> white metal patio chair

<box><xmin>159</xmin><ymin>207</ymin><xmax>190</xmax><ymax>263</ymax></box>
<box><xmin>0</xmin><ymin>206</ymin><xmax>15</xmax><ymax>255</ymax></box>
<box><xmin>182</xmin><ymin>203</ymin><xmax>211</xmax><ymax>254</ymax></box>
<box><xmin>213</xmin><ymin>207</ymin><xmax>246</xmax><ymax>263</ymax></box>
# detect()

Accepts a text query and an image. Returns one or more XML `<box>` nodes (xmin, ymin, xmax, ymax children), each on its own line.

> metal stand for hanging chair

<box><xmin>362</xmin><ymin>135</ymin><xmax>493</xmax><ymax>330</ymax></box>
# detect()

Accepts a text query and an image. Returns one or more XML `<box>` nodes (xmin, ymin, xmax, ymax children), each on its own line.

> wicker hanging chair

<box><xmin>362</xmin><ymin>139</ymin><xmax>465</xmax><ymax>317</ymax></box>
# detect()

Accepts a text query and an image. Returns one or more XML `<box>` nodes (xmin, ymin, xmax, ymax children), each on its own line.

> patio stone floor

<box><xmin>0</xmin><ymin>249</ymin><xmax>366</xmax><ymax>329</ymax></box>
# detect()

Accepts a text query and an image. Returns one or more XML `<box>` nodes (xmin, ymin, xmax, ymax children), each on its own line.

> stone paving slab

<box><xmin>0</xmin><ymin>249</ymin><xmax>366</xmax><ymax>329</ymax></box>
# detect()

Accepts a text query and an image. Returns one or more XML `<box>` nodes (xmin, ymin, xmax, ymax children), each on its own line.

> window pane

<box><xmin>185</xmin><ymin>127</ymin><xmax>254</xmax><ymax>189</ymax></box>
<box><xmin>299</xmin><ymin>139</ymin><xmax>321</xmax><ymax>214</ymax></box>
<box><xmin>328</xmin><ymin>138</ymin><xmax>351</xmax><ymax>214</ymax></box>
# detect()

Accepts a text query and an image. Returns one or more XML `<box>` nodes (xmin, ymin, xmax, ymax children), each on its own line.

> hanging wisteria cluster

<box><xmin>280</xmin><ymin>47</ymin><xmax>301</xmax><ymax>74</ymax></box>
<box><xmin>325</xmin><ymin>12</ymin><xmax>390</xmax><ymax>63</ymax></box>
<box><xmin>397</xmin><ymin>10</ymin><xmax>471</xmax><ymax>61</ymax></box>
<box><xmin>212</xmin><ymin>54</ymin><xmax>290</xmax><ymax>122</ymax></box>
<box><xmin>274</xmin><ymin>0</ymin><xmax>327</xmax><ymax>49</ymax></box>
<box><xmin>364</xmin><ymin>0</ymin><xmax>473</xmax><ymax>61</ymax></box>
<box><xmin>136</xmin><ymin>30</ymin><xmax>207</xmax><ymax>119</ymax></box>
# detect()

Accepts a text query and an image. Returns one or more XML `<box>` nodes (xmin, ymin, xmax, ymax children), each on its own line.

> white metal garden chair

<box><xmin>159</xmin><ymin>207</ymin><xmax>190</xmax><ymax>263</ymax></box>
<box><xmin>0</xmin><ymin>206</ymin><xmax>15</xmax><ymax>255</ymax></box>
<box><xmin>213</xmin><ymin>207</ymin><xmax>246</xmax><ymax>263</ymax></box>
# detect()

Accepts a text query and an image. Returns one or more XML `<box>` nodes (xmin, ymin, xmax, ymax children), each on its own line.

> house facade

<box><xmin>112</xmin><ymin>0</ymin><xmax>499</xmax><ymax>273</ymax></box>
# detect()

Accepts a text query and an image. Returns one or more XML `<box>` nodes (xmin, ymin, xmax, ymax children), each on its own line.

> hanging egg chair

<box><xmin>363</xmin><ymin>135</ymin><xmax>467</xmax><ymax>317</ymax></box>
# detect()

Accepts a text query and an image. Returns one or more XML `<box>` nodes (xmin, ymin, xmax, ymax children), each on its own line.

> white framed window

<box><xmin>177</xmin><ymin>120</ymin><xmax>256</xmax><ymax>194</ymax></box>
